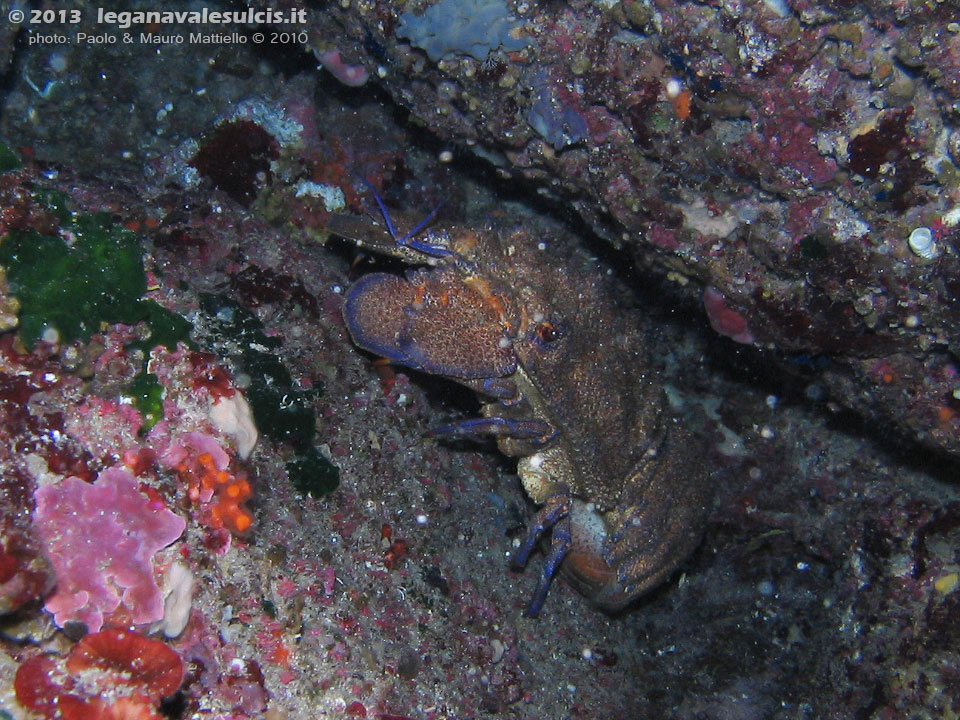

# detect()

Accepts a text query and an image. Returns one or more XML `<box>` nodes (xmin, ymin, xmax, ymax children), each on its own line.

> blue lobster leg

<box><xmin>481</xmin><ymin>377</ymin><xmax>519</xmax><ymax>402</ymax></box>
<box><xmin>428</xmin><ymin>416</ymin><xmax>555</xmax><ymax>443</ymax></box>
<box><xmin>511</xmin><ymin>486</ymin><xmax>572</xmax><ymax>618</ymax></box>
<box><xmin>363</xmin><ymin>178</ymin><xmax>453</xmax><ymax>259</ymax></box>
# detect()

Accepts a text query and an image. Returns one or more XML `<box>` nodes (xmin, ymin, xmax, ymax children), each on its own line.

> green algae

<box><xmin>198</xmin><ymin>293</ymin><xmax>319</xmax><ymax>448</ymax></box>
<box><xmin>0</xmin><ymin>197</ymin><xmax>195</xmax><ymax>436</ymax></box>
<box><xmin>130</xmin><ymin>300</ymin><xmax>195</xmax><ymax>353</ymax></box>
<box><xmin>0</xmin><ymin>201</ymin><xmax>192</xmax><ymax>354</ymax></box>
<box><xmin>33</xmin><ymin>187</ymin><xmax>73</xmax><ymax>223</ymax></box>
<box><xmin>799</xmin><ymin>233</ymin><xmax>830</xmax><ymax>260</ymax></box>
<box><xmin>123</xmin><ymin>372</ymin><xmax>165</xmax><ymax>433</ymax></box>
<box><xmin>242</xmin><ymin>351</ymin><xmax>317</xmax><ymax>449</ymax></box>
<box><xmin>0</xmin><ymin>214</ymin><xmax>146</xmax><ymax>348</ymax></box>
<box><xmin>286</xmin><ymin>446</ymin><xmax>340</xmax><ymax>498</ymax></box>
<box><xmin>0</xmin><ymin>143</ymin><xmax>20</xmax><ymax>174</ymax></box>
<box><xmin>198</xmin><ymin>293</ymin><xmax>339</xmax><ymax>496</ymax></box>
<box><xmin>261</xmin><ymin>598</ymin><xmax>278</xmax><ymax>619</ymax></box>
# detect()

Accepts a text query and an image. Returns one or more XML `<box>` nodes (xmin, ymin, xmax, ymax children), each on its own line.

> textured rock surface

<box><xmin>1</xmin><ymin>2</ymin><xmax>959</xmax><ymax>716</ymax></box>
<box><xmin>292</xmin><ymin>0</ymin><xmax>960</xmax><ymax>461</ymax></box>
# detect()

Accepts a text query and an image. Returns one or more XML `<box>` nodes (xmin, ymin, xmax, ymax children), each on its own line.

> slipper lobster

<box><xmin>336</xmin><ymin>189</ymin><xmax>714</xmax><ymax>616</ymax></box>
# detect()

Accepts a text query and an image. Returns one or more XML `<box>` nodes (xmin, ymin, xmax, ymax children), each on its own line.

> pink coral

<box><xmin>703</xmin><ymin>286</ymin><xmax>755</xmax><ymax>344</ymax></box>
<box><xmin>316</xmin><ymin>50</ymin><xmax>369</xmax><ymax>87</ymax></box>
<box><xmin>33</xmin><ymin>468</ymin><xmax>185</xmax><ymax>632</ymax></box>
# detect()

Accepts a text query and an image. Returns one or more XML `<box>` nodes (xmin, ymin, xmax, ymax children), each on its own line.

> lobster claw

<box><xmin>343</xmin><ymin>267</ymin><xmax>517</xmax><ymax>379</ymax></box>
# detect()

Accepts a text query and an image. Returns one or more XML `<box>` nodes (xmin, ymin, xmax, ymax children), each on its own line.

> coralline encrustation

<box><xmin>33</xmin><ymin>468</ymin><xmax>186</xmax><ymax>632</ymax></box>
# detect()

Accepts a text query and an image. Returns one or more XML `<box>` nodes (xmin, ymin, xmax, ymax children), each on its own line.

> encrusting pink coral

<box><xmin>315</xmin><ymin>49</ymin><xmax>369</xmax><ymax>87</ymax></box>
<box><xmin>33</xmin><ymin>468</ymin><xmax>186</xmax><ymax>632</ymax></box>
<box><xmin>703</xmin><ymin>286</ymin><xmax>755</xmax><ymax>344</ymax></box>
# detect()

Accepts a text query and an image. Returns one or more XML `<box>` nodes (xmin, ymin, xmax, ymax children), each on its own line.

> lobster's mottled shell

<box><xmin>341</xmin><ymin>216</ymin><xmax>714</xmax><ymax>614</ymax></box>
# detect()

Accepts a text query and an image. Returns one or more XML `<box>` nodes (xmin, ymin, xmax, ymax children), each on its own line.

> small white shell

<box><xmin>908</xmin><ymin>227</ymin><xmax>937</xmax><ymax>260</ymax></box>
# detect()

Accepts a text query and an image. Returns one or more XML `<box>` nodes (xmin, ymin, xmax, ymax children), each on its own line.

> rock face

<box><xmin>2</xmin><ymin>2</ymin><xmax>960</xmax><ymax>716</ymax></box>
<box><xmin>300</xmin><ymin>0</ymin><xmax>960</xmax><ymax>460</ymax></box>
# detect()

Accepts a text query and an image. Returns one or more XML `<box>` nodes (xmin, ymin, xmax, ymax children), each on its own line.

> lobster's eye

<box><xmin>535</xmin><ymin>321</ymin><xmax>565</xmax><ymax>344</ymax></box>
